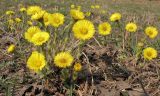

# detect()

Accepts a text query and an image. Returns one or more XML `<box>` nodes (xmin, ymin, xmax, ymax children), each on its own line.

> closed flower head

<box><xmin>98</xmin><ymin>22</ymin><xmax>111</xmax><ymax>35</ymax></box>
<box><xmin>54</xmin><ymin>52</ymin><xmax>73</xmax><ymax>68</ymax></box>
<box><xmin>145</xmin><ymin>26</ymin><xmax>158</xmax><ymax>39</ymax></box>
<box><xmin>110</xmin><ymin>13</ymin><xmax>121</xmax><ymax>22</ymax></box>
<box><xmin>125</xmin><ymin>22</ymin><xmax>137</xmax><ymax>32</ymax></box>
<box><xmin>27</xmin><ymin>51</ymin><xmax>46</xmax><ymax>72</ymax></box>
<box><xmin>143</xmin><ymin>47</ymin><xmax>157</xmax><ymax>60</ymax></box>
<box><xmin>31</xmin><ymin>32</ymin><xmax>50</xmax><ymax>46</ymax></box>
<box><xmin>7</xmin><ymin>44</ymin><xmax>15</xmax><ymax>53</ymax></box>
<box><xmin>72</xmin><ymin>20</ymin><xmax>95</xmax><ymax>40</ymax></box>
<box><xmin>50</xmin><ymin>13</ymin><xmax>65</xmax><ymax>27</ymax></box>
<box><xmin>24</xmin><ymin>26</ymin><xmax>41</xmax><ymax>42</ymax></box>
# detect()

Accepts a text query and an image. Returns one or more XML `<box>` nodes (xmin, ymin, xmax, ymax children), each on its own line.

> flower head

<box><xmin>143</xmin><ymin>47</ymin><xmax>157</xmax><ymax>60</ymax></box>
<box><xmin>15</xmin><ymin>18</ymin><xmax>22</xmax><ymax>23</ymax></box>
<box><xmin>27</xmin><ymin>51</ymin><xmax>46</xmax><ymax>72</ymax></box>
<box><xmin>125</xmin><ymin>23</ymin><xmax>137</xmax><ymax>32</ymax></box>
<box><xmin>50</xmin><ymin>13</ymin><xmax>65</xmax><ymax>27</ymax></box>
<box><xmin>54</xmin><ymin>52</ymin><xmax>74</xmax><ymax>68</ymax></box>
<box><xmin>43</xmin><ymin>12</ymin><xmax>51</xmax><ymax>26</ymax></box>
<box><xmin>70</xmin><ymin>9</ymin><xmax>85</xmax><ymax>20</ymax></box>
<box><xmin>24</xmin><ymin>26</ymin><xmax>41</xmax><ymax>42</ymax></box>
<box><xmin>71</xmin><ymin>4</ymin><xmax>75</xmax><ymax>8</ymax></box>
<box><xmin>110</xmin><ymin>13</ymin><xmax>121</xmax><ymax>22</ymax></box>
<box><xmin>98</xmin><ymin>22</ymin><xmax>111</xmax><ymax>35</ymax></box>
<box><xmin>31</xmin><ymin>32</ymin><xmax>50</xmax><ymax>46</ymax></box>
<box><xmin>27</xmin><ymin>6</ymin><xmax>42</xmax><ymax>15</ymax></box>
<box><xmin>27</xmin><ymin>21</ymin><xmax>33</xmax><ymax>26</ymax></box>
<box><xmin>6</xmin><ymin>11</ymin><xmax>15</xmax><ymax>15</ymax></box>
<box><xmin>20</xmin><ymin>7</ymin><xmax>26</xmax><ymax>12</ymax></box>
<box><xmin>31</xmin><ymin>10</ymin><xmax>45</xmax><ymax>20</ymax></box>
<box><xmin>72</xmin><ymin>20</ymin><xmax>95</xmax><ymax>40</ymax></box>
<box><xmin>74</xmin><ymin>63</ymin><xmax>82</xmax><ymax>71</ymax></box>
<box><xmin>145</xmin><ymin>26</ymin><xmax>158</xmax><ymax>39</ymax></box>
<box><xmin>7</xmin><ymin>44</ymin><xmax>15</xmax><ymax>53</ymax></box>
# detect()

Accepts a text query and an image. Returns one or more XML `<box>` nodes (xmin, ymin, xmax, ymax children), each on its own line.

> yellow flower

<box><xmin>71</xmin><ymin>4</ymin><xmax>75</xmax><ymax>8</ymax></box>
<box><xmin>145</xmin><ymin>26</ymin><xmax>158</xmax><ymax>39</ymax></box>
<box><xmin>27</xmin><ymin>21</ymin><xmax>33</xmax><ymax>26</ymax></box>
<box><xmin>50</xmin><ymin>13</ymin><xmax>65</xmax><ymax>27</ymax></box>
<box><xmin>8</xmin><ymin>19</ymin><xmax>14</xmax><ymax>25</ymax></box>
<box><xmin>137</xmin><ymin>42</ymin><xmax>144</xmax><ymax>47</ymax></box>
<box><xmin>95</xmin><ymin>5</ymin><xmax>100</xmax><ymax>9</ymax></box>
<box><xmin>125</xmin><ymin>23</ymin><xmax>137</xmax><ymax>32</ymax></box>
<box><xmin>31</xmin><ymin>10</ymin><xmax>45</xmax><ymax>20</ymax></box>
<box><xmin>77</xmin><ymin>6</ymin><xmax>81</xmax><ymax>10</ymax></box>
<box><xmin>74</xmin><ymin>63</ymin><xmax>82</xmax><ymax>71</ymax></box>
<box><xmin>70</xmin><ymin>9</ymin><xmax>85</xmax><ymax>20</ymax></box>
<box><xmin>110</xmin><ymin>13</ymin><xmax>121</xmax><ymax>22</ymax></box>
<box><xmin>143</xmin><ymin>47</ymin><xmax>157</xmax><ymax>60</ymax></box>
<box><xmin>54</xmin><ymin>52</ymin><xmax>74</xmax><ymax>68</ymax></box>
<box><xmin>98</xmin><ymin>22</ymin><xmax>111</xmax><ymax>36</ymax></box>
<box><xmin>27</xmin><ymin>51</ymin><xmax>46</xmax><ymax>72</ymax></box>
<box><xmin>15</xmin><ymin>18</ymin><xmax>22</xmax><ymax>23</ymax></box>
<box><xmin>101</xmin><ymin>10</ymin><xmax>106</xmax><ymax>14</ymax></box>
<box><xmin>20</xmin><ymin>7</ymin><xmax>26</xmax><ymax>12</ymax></box>
<box><xmin>43</xmin><ymin>12</ymin><xmax>51</xmax><ymax>26</ymax></box>
<box><xmin>72</xmin><ymin>20</ymin><xmax>95</xmax><ymax>40</ymax></box>
<box><xmin>31</xmin><ymin>32</ymin><xmax>50</xmax><ymax>46</ymax></box>
<box><xmin>7</xmin><ymin>44</ymin><xmax>15</xmax><ymax>53</ymax></box>
<box><xmin>91</xmin><ymin>5</ymin><xmax>95</xmax><ymax>9</ymax></box>
<box><xmin>6</xmin><ymin>10</ymin><xmax>15</xmax><ymax>15</ymax></box>
<box><xmin>27</xmin><ymin>6</ymin><xmax>42</xmax><ymax>15</ymax></box>
<box><xmin>85</xmin><ymin>12</ymin><xmax>91</xmax><ymax>17</ymax></box>
<box><xmin>24</xmin><ymin>26</ymin><xmax>41</xmax><ymax>42</ymax></box>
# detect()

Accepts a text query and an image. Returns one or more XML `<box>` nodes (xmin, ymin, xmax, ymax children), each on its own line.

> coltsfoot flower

<box><xmin>54</xmin><ymin>52</ymin><xmax>74</xmax><ymax>68</ymax></box>
<box><xmin>31</xmin><ymin>32</ymin><xmax>50</xmax><ymax>46</ymax></box>
<box><xmin>145</xmin><ymin>26</ymin><xmax>158</xmax><ymax>39</ymax></box>
<box><xmin>27</xmin><ymin>51</ymin><xmax>46</xmax><ymax>72</ymax></box>
<box><xmin>43</xmin><ymin>12</ymin><xmax>51</xmax><ymax>26</ymax></box>
<box><xmin>74</xmin><ymin>63</ymin><xmax>82</xmax><ymax>71</ymax></box>
<box><xmin>125</xmin><ymin>22</ymin><xmax>137</xmax><ymax>32</ymax></box>
<box><xmin>7</xmin><ymin>44</ymin><xmax>15</xmax><ymax>53</ymax></box>
<box><xmin>6</xmin><ymin>10</ymin><xmax>15</xmax><ymax>15</ymax></box>
<box><xmin>27</xmin><ymin>6</ymin><xmax>42</xmax><ymax>15</ymax></box>
<box><xmin>110</xmin><ymin>13</ymin><xmax>121</xmax><ymax>22</ymax></box>
<box><xmin>15</xmin><ymin>18</ymin><xmax>22</xmax><ymax>23</ymax></box>
<box><xmin>31</xmin><ymin>10</ymin><xmax>46</xmax><ymax>20</ymax></box>
<box><xmin>20</xmin><ymin>7</ymin><xmax>26</xmax><ymax>12</ymax></box>
<box><xmin>98</xmin><ymin>22</ymin><xmax>111</xmax><ymax>35</ymax></box>
<box><xmin>24</xmin><ymin>26</ymin><xmax>41</xmax><ymax>42</ymax></box>
<box><xmin>50</xmin><ymin>13</ymin><xmax>65</xmax><ymax>27</ymax></box>
<box><xmin>72</xmin><ymin>20</ymin><xmax>95</xmax><ymax>40</ymax></box>
<box><xmin>143</xmin><ymin>47</ymin><xmax>157</xmax><ymax>60</ymax></box>
<box><xmin>70</xmin><ymin>9</ymin><xmax>85</xmax><ymax>20</ymax></box>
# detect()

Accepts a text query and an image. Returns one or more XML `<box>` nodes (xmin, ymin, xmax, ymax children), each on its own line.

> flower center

<box><xmin>147</xmin><ymin>52</ymin><xmax>152</xmax><ymax>57</ymax></box>
<box><xmin>60</xmin><ymin>58</ymin><xmax>67</xmax><ymax>64</ymax></box>
<box><xmin>148</xmin><ymin>31</ymin><xmax>153</xmax><ymax>35</ymax></box>
<box><xmin>80</xmin><ymin>28</ymin><xmax>88</xmax><ymax>35</ymax></box>
<box><xmin>102</xmin><ymin>26</ymin><xmax>107</xmax><ymax>31</ymax></box>
<box><xmin>38</xmin><ymin>37</ymin><xmax>44</xmax><ymax>42</ymax></box>
<box><xmin>54</xmin><ymin>18</ymin><xmax>60</xmax><ymax>24</ymax></box>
